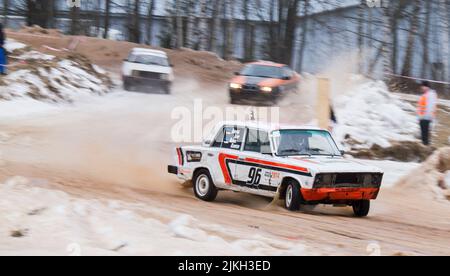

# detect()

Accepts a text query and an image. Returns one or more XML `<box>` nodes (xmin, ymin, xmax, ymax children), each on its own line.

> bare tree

<box><xmin>401</xmin><ymin>0</ymin><xmax>421</xmax><ymax>77</ymax></box>
<box><xmin>297</xmin><ymin>0</ymin><xmax>310</xmax><ymax>72</ymax></box>
<box><xmin>128</xmin><ymin>0</ymin><xmax>141</xmax><ymax>43</ymax></box>
<box><xmin>198</xmin><ymin>0</ymin><xmax>209</xmax><ymax>51</ymax></box>
<box><xmin>223</xmin><ymin>0</ymin><xmax>236</xmax><ymax>59</ymax></box>
<box><xmin>103</xmin><ymin>0</ymin><xmax>111</xmax><ymax>39</ymax></box>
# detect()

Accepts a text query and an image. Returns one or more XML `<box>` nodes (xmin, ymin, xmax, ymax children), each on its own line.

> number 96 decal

<box><xmin>247</xmin><ymin>167</ymin><xmax>262</xmax><ymax>186</ymax></box>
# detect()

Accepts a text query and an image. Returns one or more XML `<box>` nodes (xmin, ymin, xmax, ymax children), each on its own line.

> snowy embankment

<box><xmin>0</xmin><ymin>177</ymin><xmax>309</xmax><ymax>256</ymax></box>
<box><xmin>0</xmin><ymin>39</ymin><xmax>112</xmax><ymax>118</ymax></box>
<box><xmin>333</xmin><ymin>80</ymin><xmax>418</xmax><ymax>150</ymax></box>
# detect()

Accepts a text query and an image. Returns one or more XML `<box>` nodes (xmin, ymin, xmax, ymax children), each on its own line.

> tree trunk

<box><xmin>129</xmin><ymin>0</ymin><xmax>141</xmax><ymax>43</ymax></box>
<box><xmin>70</xmin><ymin>6</ymin><xmax>80</xmax><ymax>35</ymax></box>
<box><xmin>175</xmin><ymin>0</ymin><xmax>183</xmax><ymax>48</ymax></box>
<box><xmin>283</xmin><ymin>0</ymin><xmax>299</xmax><ymax>66</ymax></box>
<box><xmin>420</xmin><ymin>0</ymin><xmax>432</xmax><ymax>77</ymax></box>
<box><xmin>103</xmin><ymin>0</ymin><xmax>111</xmax><ymax>39</ymax></box>
<box><xmin>357</xmin><ymin>0</ymin><xmax>365</xmax><ymax>74</ymax></box>
<box><xmin>3</xmin><ymin>0</ymin><xmax>8</xmax><ymax>26</ymax></box>
<box><xmin>224</xmin><ymin>0</ymin><xmax>235</xmax><ymax>60</ymax></box>
<box><xmin>243</xmin><ymin>0</ymin><xmax>253</xmax><ymax>61</ymax></box>
<box><xmin>198</xmin><ymin>0</ymin><xmax>209</xmax><ymax>51</ymax></box>
<box><xmin>401</xmin><ymin>0</ymin><xmax>421</xmax><ymax>77</ymax></box>
<box><xmin>186</xmin><ymin>0</ymin><xmax>196</xmax><ymax>49</ymax></box>
<box><xmin>209</xmin><ymin>0</ymin><xmax>222</xmax><ymax>51</ymax></box>
<box><xmin>146</xmin><ymin>0</ymin><xmax>155</xmax><ymax>44</ymax></box>
<box><xmin>297</xmin><ymin>0</ymin><xmax>310</xmax><ymax>72</ymax></box>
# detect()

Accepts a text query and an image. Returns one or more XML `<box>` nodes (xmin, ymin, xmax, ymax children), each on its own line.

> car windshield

<box><xmin>240</xmin><ymin>65</ymin><xmax>283</xmax><ymax>79</ymax></box>
<box><xmin>128</xmin><ymin>54</ymin><xmax>169</xmax><ymax>67</ymax></box>
<box><xmin>273</xmin><ymin>129</ymin><xmax>341</xmax><ymax>157</ymax></box>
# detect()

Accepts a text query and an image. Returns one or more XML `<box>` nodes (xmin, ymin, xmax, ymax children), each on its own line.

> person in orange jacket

<box><xmin>417</xmin><ymin>81</ymin><xmax>438</xmax><ymax>146</ymax></box>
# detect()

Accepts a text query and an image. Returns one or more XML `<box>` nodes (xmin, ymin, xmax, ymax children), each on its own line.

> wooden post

<box><xmin>317</xmin><ymin>77</ymin><xmax>331</xmax><ymax>130</ymax></box>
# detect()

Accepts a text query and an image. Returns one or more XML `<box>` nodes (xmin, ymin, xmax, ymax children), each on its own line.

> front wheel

<box><xmin>285</xmin><ymin>181</ymin><xmax>302</xmax><ymax>211</ymax></box>
<box><xmin>193</xmin><ymin>169</ymin><xmax>218</xmax><ymax>202</ymax></box>
<box><xmin>353</xmin><ymin>200</ymin><xmax>370</xmax><ymax>217</ymax></box>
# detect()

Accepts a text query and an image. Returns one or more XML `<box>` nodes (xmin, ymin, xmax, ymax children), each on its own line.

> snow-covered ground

<box><xmin>1</xmin><ymin>39</ymin><xmax>111</xmax><ymax>105</ymax></box>
<box><xmin>0</xmin><ymin>176</ymin><xmax>309</xmax><ymax>256</ymax></box>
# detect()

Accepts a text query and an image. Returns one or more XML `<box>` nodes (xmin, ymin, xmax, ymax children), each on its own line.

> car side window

<box><xmin>212</xmin><ymin>126</ymin><xmax>245</xmax><ymax>150</ymax></box>
<box><xmin>282</xmin><ymin>67</ymin><xmax>294</xmax><ymax>78</ymax></box>
<box><xmin>244</xmin><ymin>129</ymin><xmax>271</xmax><ymax>154</ymax></box>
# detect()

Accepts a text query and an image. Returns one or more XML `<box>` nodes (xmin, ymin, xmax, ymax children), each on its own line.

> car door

<box><xmin>207</xmin><ymin>125</ymin><xmax>245</xmax><ymax>187</ymax></box>
<box><xmin>233</xmin><ymin>128</ymin><xmax>279</xmax><ymax>193</ymax></box>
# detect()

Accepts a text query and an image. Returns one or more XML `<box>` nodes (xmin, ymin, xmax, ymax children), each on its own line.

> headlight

<box><xmin>230</xmin><ymin>83</ymin><xmax>242</xmax><ymax>89</ymax></box>
<box><xmin>260</xmin><ymin>86</ymin><xmax>273</xmax><ymax>93</ymax></box>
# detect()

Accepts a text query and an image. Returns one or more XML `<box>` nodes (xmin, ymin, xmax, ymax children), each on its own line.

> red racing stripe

<box><xmin>244</xmin><ymin>158</ymin><xmax>309</xmax><ymax>173</ymax></box>
<box><xmin>218</xmin><ymin>153</ymin><xmax>239</xmax><ymax>185</ymax></box>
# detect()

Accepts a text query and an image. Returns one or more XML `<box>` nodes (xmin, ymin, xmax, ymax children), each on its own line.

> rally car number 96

<box><xmin>168</xmin><ymin>121</ymin><xmax>383</xmax><ymax>217</ymax></box>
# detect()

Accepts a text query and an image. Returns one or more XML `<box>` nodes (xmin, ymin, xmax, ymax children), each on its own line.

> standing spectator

<box><xmin>0</xmin><ymin>23</ymin><xmax>6</xmax><ymax>75</ymax></box>
<box><xmin>417</xmin><ymin>81</ymin><xmax>438</xmax><ymax>146</ymax></box>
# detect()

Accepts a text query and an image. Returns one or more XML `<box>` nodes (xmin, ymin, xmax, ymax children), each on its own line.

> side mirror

<box><xmin>203</xmin><ymin>140</ymin><xmax>212</xmax><ymax>147</ymax></box>
<box><xmin>282</xmin><ymin>76</ymin><xmax>291</xmax><ymax>80</ymax></box>
<box><xmin>340</xmin><ymin>150</ymin><xmax>346</xmax><ymax>156</ymax></box>
<box><xmin>170</xmin><ymin>64</ymin><xmax>175</xmax><ymax>67</ymax></box>
<box><xmin>234</xmin><ymin>72</ymin><xmax>240</xmax><ymax>76</ymax></box>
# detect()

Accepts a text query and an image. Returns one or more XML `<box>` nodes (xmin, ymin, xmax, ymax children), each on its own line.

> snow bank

<box><xmin>4</xmin><ymin>39</ymin><xmax>27</xmax><ymax>53</ymax></box>
<box><xmin>0</xmin><ymin>177</ymin><xmax>310</xmax><ymax>256</ymax></box>
<box><xmin>397</xmin><ymin>147</ymin><xmax>450</xmax><ymax>201</ymax></box>
<box><xmin>334</xmin><ymin>80</ymin><xmax>418</xmax><ymax>150</ymax></box>
<box><xmin>0</xmin><ymin>40</ymin><xmax>112</xmax><ymax>110</ymax></box>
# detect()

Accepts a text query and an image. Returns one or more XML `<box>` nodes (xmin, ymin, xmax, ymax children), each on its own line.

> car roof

<box><xmin>245</xmin><ymin>60</ymin><xmax>287</xmax><ymax>68</ymax></box>
<box><xmin>131</xmin><ymin>48</ymin><xmax>167</xmax><ymax>57</ymax></box>
<box><xmin>218</xmin><ymin>121</ymin><xmax>325</xmax><ymax>133</ymax></box>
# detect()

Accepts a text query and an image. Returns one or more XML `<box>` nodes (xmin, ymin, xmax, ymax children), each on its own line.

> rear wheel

<box><xmin>353</xmin><ymin>200</ymin><xmax>370</xmax><ymax>217</ymax></box>
<box><xmin>284</xmin><ymin>181</ymin><xmax>301</xmax><ymax>211</ymax></box>
<box><xmin>193</xmin><ymin>169</ymin><xmax>218</xmax><ymax>202</ymax></box>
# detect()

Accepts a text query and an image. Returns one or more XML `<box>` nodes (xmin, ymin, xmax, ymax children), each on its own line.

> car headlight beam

<box><xmin>230</xmin><ymin>83</ymin><xmax>242</xmax><ymax>89</ymax></box>
<box><xmin>261</xmin><ymin>86</ymin><xmax>273</xmax><ymax>93</ymax></box>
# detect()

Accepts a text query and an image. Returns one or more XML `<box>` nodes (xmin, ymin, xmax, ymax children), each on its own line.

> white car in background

<box><xmin>168</xmin><ymin>122</ymin><xmax>384</xmax><ymax>217</ymax></box>
<box><xmin>122</xmin><ymin>48</ymin><xmax>174</xmax><ymax>94</ymax></box>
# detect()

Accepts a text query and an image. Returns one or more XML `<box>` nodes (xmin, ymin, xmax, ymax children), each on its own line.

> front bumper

<box><xmin>123</xmin><ymin>76</ymin><xmax>171</xmax><ymax>93</ymax></box>
<box><xmin>229</xmin><ymin>88</ymin><xmax>279</xmax><ymax>102</ymax></box>
<box><xmin>301</xmin><ymin>188</ymin><xmax>380</xmax><ymax>202</ymax></box>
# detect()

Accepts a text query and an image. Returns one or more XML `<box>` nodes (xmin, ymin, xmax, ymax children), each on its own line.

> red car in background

<box><xmin>229</xmin><ymin>61</ymin><xmax>301</xmax><ymax>105</ymax></box>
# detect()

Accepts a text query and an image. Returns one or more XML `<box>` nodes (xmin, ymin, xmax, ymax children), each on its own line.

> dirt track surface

<box><xmin>0</xmin><ymin>80</ymin><xmax>449</xmax><ymax>256</ymax></box>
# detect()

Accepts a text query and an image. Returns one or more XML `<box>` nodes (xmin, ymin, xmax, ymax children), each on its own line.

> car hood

<box><xmin>282</xmin><ymin>156</ymin><xmax>383</xmax><ymax>174</ymax></box>
<box><xmin>122</xmin><ymin>62</ymin><xmax>172</xmax><ymax>75</ymax></box>
<box><xmin>230</xmin><ymin>76</ymin><xmax>284</xmax><ymax>87</ymax></box>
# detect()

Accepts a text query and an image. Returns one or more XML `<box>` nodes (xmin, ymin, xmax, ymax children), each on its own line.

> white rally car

<box><xmin>168</xmin><ymin>122</ymin><xmax>384</xmax><ymax>217</ymax></box>
<box><xmin>122</xmin><ymin>48</ymin><xmax>174</xmax><ymax>94</ymax></box>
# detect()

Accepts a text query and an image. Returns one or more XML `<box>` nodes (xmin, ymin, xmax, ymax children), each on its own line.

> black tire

<box><xmin>193</xmin><ymin>169</ymin><xmax>218</xmax><ymax>202</ymax></box>
<box><xmin>353</xmin><ymin>200</ymin><xmax>370</xmax><ymax>217</ymax></box>
<box><xmin>284</xmin><ymin>180</ymin><xmax>302</xmax><ymax>211</ymax></box>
